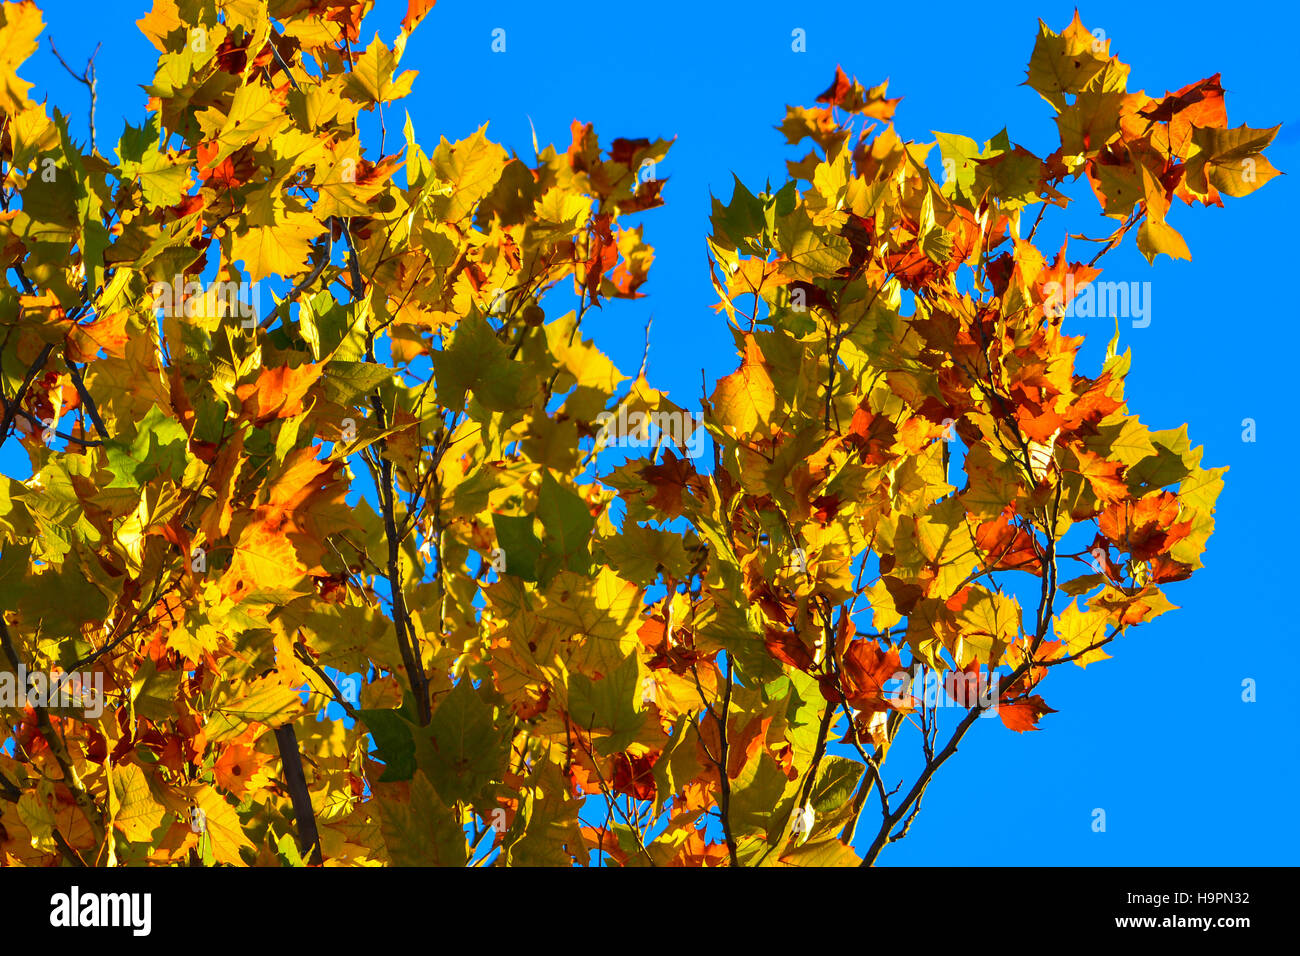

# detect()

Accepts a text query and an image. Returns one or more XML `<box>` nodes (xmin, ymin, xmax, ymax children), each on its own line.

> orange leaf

<box><xmin>66</xmin><ymin>310</ymin><xmax>130</xmax><ymax>361</ymax></box>
<box><xmin>998</xmin><ymin>695</ymin><xmax>1056</xmax><ymax>732</ymax></box>
<box><xmin>401</xmin><ymin>0</ymin><xmax>435</xmax><ymax>34</ymax></box>
<box><xmin>1074</xmin><ymin>447</ymin><xmax>1129</xmax><ymax>504</ymax></box>
<box><xmin>710</xmin><ymin>334</ymin><xmax>776</xmax><ymax>438</ymax></box>
<box><xmin>236</xmin><ymin>363</ymin><xmax>324</xmax><ymax>425</ymax></box>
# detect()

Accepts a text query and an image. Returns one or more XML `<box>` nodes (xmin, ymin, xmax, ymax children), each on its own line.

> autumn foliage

<box><xmin>0</xmin><ymin>2</ymin><xmax>1278</xmax><ymax>866</ymax></box>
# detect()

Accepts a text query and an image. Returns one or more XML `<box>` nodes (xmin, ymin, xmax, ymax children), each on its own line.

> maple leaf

<box><xmin>236</xmin><ymin>362</ymin><xmax>325</xmax><ymax>424</ymax></box>
<box><xmin>231</xmin><ymin>201</ymin><xmax>325</xmax><ymax>283</ymax></box>
<box><xmin>223</xmin><ymin>447</ymin><xmax>348</xmax><ymax>600</ymax></box>
<box><xmin>710</xmin><ymin>333</ymin><xmax>776</xmax><ymax>438</ymax></box>
<box><xmin>638</xmin><ymin>450</ymin><xmax>699</xmax><ymax>520</ymax></box>
<box><xmin>1099</xmin><ymin>491</ymin><xmax>1193</xmax><ymax>560</ymax></box>
<box><xmin>1133</xmin><ymin>74</ymin><xmax>1228</xmax><ymax>161</ymax></box>
<box><xmin>193</xmin><ymin>786</ymin><xmax>256</xmax><ymax>866</ymax></box>
<box><xmin>66</xmin><ymin>309</ymin><xmax>130</xmax><ymax>361</ymax></box>
<box><xmin>401</xmin><ymin>0</ymin><xmax>436</xmax><ymax>35</ymax></box>
<box><xmin>1024</xmin><ymin>12</ymin><xmax>1114</xmax><ymax>111</ymax></box>
<box><xmin>1053</xmin><ymin>602</ymin><xmax>1113</xmax><ymax>668</ymax></box>
<box><xmin>1072</xmin><ymin>446</ymin><xmax>1129</xmax><ymax>503</ymax></box>
<box><xmin>109</xmin><ymin>764</ymin><xmax>166</xmax><ymax>843</ymax></box>
<box><xmin>998</xmin><ymin>695</ymin><xmax>1057</xmax><ymax>732</ymax></box>
<box><xmin>834</xmin><ymin>640</ymin><xmax>903</xmax><ymax>712</ymax></box>
<box><xmin>214</xmin><ymin>741</ymin><xmax>272</xmax><ymax>797</ymax></box>
<box><xmin>816</xmin><ymin>66</ymin><xmax>900</xmax><ymax>119</ymax></box>
<box><xmin>0</xmin><ymin>0</ymin><xmax>41</xmax><ymax>113</ymax></box>
<box><xmin>974</xmin><ymin>508</ymin><xmax>1042</xmax><ymax>574</ymax></box>
<box><xmin>345</xmin><ymin>35</ymin><xmax>417</xmax><ymax>105</ymax></box>
<box><xmin>764</xmin><ymin>625</ymin><xmax>816</xmax><ymax>671</ymax></box>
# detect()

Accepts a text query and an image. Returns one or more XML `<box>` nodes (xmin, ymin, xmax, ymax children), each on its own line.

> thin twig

<box><xmin>62</xmin><ymin>357</ymin><xmax>109</xmax><ymax>440</ymax></box>
<box><xmin>0</xmin><ymin>344</ymin><xmax>54</xmax><ymax>446</ymax></box>
<box><xmin>48</xmin><ymin>39</ymin><xmax>100</xmax><ymax>154</ymax></box>
<box><xmin>345</xmin><ymin>218</ymin><xmax>432</xmax><ymax>726</ymax></box>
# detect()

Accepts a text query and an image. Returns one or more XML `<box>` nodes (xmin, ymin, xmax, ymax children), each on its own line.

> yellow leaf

<box><xmin>206</xmin><ymin>676</ymin><xmax>304</xmax><ymax>743</ymax></box>
<box><xmin>166</xmin><ymin>623</ymin><xmax>222</xmax><ymax>662</ymax></box>
<box><xmin>1054</xmin><ymin>601</ymin><xmax>1113</xmax><ymax>668</ymax></box>
<box><xmin>344</xmin><ymin>34</ymin><xmax>416</xmax><ymax>105</ymax></box>
<box><xmin>1136</xmin><ymin>217</ymin><xmax>1191</xmax><ymax>265</ymax></box>
<box><xmin>110</xmin><ymin>764</ymin><xmax>166</xmax><ymax>842</ymax></box>
<box><xmin>230</xmin><ymin>196</ymin><xmax>324</xmax><ymax>282</ymax></box>
<box><xmin>1024</xmin><ymin>12</ymin><xmax>1113</xmax><ymax>111</ymax></box>
<box><xmin>8</xmin><ymin>102</ymin><xmax>56</xmax><ymax>169</ymax></box>
<box><xmin>431</xmin><ymin>124</ymin><xmax>508</xmax><ymax>222</ymax></box>
<box><xmin>777</xmin><ymin>837</ymin><xmax>862</xmax><ymax>866</ymax></box>
<box><xmin>0</xmin><ymin>0</ymin><xmax>42</xmax><ymax>113</ymax></box>
<box><xmin>136</xmin><ymin>0</ymin><xmax>182</xmax><ymax>52</ymax></box>
<box><xmin>16</xmin><ymin>791</ymin><xmax>56</xmax><ymax>850</ymax></box>
<box><xmin>1186</xmin><ymin>124</ymin><xmax>1281</xmax><ymax>198</ymax></box>
<box><xmin>711</xmin><ymin>334</ymin><xmax>776</xmax><ymax>438</ymax></box>
<box><xmin>193</xmin><ymin>786</ymin><xmax>255</xmax><ymax>866</ymax></box>
<box><xmin>536</xmin><ymin>187</ymin><xmax>590</xmax><ymax>236</ymax></box>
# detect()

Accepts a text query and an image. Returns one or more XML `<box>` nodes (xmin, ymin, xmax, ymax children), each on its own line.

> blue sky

<box><xmin>11</xmin><ymin>0</ymin><xmax>1298</xmax><ymax>864</ymax></box>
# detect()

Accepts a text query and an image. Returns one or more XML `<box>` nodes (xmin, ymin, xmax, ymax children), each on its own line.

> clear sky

<box><xmin>11</xmin><ymin>0</ymin><xmax>1298</xmax><ymax>864</ymax></box>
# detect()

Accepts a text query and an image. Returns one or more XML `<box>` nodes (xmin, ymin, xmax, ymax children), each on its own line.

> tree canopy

<box><xmin>0</xmin><ymin>2</ymin><xmax>1277</xmax><ymax>866</ymax></box>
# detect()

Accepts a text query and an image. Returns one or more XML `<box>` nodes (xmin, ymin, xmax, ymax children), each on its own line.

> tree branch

<box><xmin>345</xmin><ymin>218</ymin><xmax>432</xmax><ymax>726</ymax></box>
<box><xmin>62</xmin><ymin>356</ymin><xmax>109</xmax><ymax>440</ymax></box>
<box><xmin>714</xmin><ymin>656</ymin><xmax>740</xmax><ymax>866</ymax></box>
<box><xmin>272</xmin><ymin>723</ymin><xmax>323</xmax><ymax>865</ymax></box>
<box><xmin>0</xmin><ymin>343</ymin><xmax>54</xmax><ymax>446</ymax></box>
<box><xmin>48</xmin><ymin>39</ymin><xmax>100</xmax><ymax>155</ymax></box>
<box><xmin>0</xmin><ymin>616</ymin><xmax>106</xmax><ymax>850</ymax></box>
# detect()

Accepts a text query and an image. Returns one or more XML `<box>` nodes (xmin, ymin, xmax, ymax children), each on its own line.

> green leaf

<box><xmin>729</xmin><ymin>750</ymin><xmax>795</xmax><ymax>838</ymax></box>
<box><xmin>934</xmin><ymin>131</ymin><xmax>980</xmax><ymax>199</ymax></box>
<box><xmin>419</xmin><ymin>680</ymin><xmax>508</xmax><ymax>803</ymax></box>
<box><xmin>492</xmin><ymin>513</ymin><xmax>541</xmax><ymax>582</ymax></box>
<box><xmin>321</xmin><ymin>360</ymin><xmax>393</xmax><ymax>406</ymax></box>
<box><xmin>536</xmin><ymin>470</ymin><xmax>593</xmax><ymax>582</ymax></box>
<box><xmin>650</xmin><ymin>717</ymin><xmax>704</xmax><ymax>816</ymax></box>
<box><xmin>359</xmin><ymin>708</ymin><xmax>417</xmax><ymax>782</ymax></box>
<box><xmin>567</xmin><ymin>652</ymin><xmax>645</xmax><ymax>756</ymax></box>
<box><xmin>1127</xmin><ymin>426</ymin><xmax>1197</xmax><ymax>491</ymax></box>
<box><xmin>710</xmin><ymin>175</ymin><xmax>768</xmax><ymax>254</ymax></box>
<box><xmin>774</xmin><ymin>206</ymin><xmax>851</xmax><ymax>280</ymax></box>
<box><xmin>598</xmin><ymin>523</ymin><xmax>692</xmax><ymax>586</ymax></box>
<box><xmin>206</xmin><ymin>677</ymin><xmax>303</xmax><ymax>742</ymax></box>
<box><xmin>0</xmin><ymin>539</ymin><xmax>33</xmax><ymax>612</ymax></box>
<box><xmin>377</xmin><ymin>771</ymin><xmax>468</xmax><ymax>866</ymax></box>
<box><xmin>135</xmin><ymin>149</ymin><xmax>192</xmax><ymax>208</ymax></box>
<box><xmin>104</xmin><ymin>404</ymin><xmax>190</xmax><ymax>488</ymax></box>
<box><xmin>431</xmin><ymin>312</ymin><xmax>527</xmax><ymax>413</ymax></box>
<box><xmin>809</xmin><ymin>755</ymin><xmax>862</xmax><ymax>817</ymax></box>
<box><xmin>275</xmin><ymin>831</ymin><xmax>305</xmax><ymax>867</ymax></box>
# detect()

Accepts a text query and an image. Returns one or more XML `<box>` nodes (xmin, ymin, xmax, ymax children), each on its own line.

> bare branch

<box><xmin>48</xmin><ymin>39</ymin><xmax>100</xmax><ymax>154</ymax></box>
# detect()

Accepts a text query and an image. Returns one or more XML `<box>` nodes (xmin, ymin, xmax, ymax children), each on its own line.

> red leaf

<box><xmin>998</xmin><ymin>695</ymin><xmax>1057</xmax><ymax>732</ymax></box>
<box><xmin>816</xmin><ymin>66</ymin><xmax>854</xmax><ymax>107</ymax></box>
<box><xmin>401</xmin><ymin>0</ymin><xmax>436</xmax><ymax>34</ymax></box>
<box><xmin>764</xmin><ymin>626</ymin><xmax>815</xmax><ymax>671</ymax></box>
<box><xmin>840</xmin><ymin>640</ymin><xmax>903</xmax><ymax>712</ymax></box>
